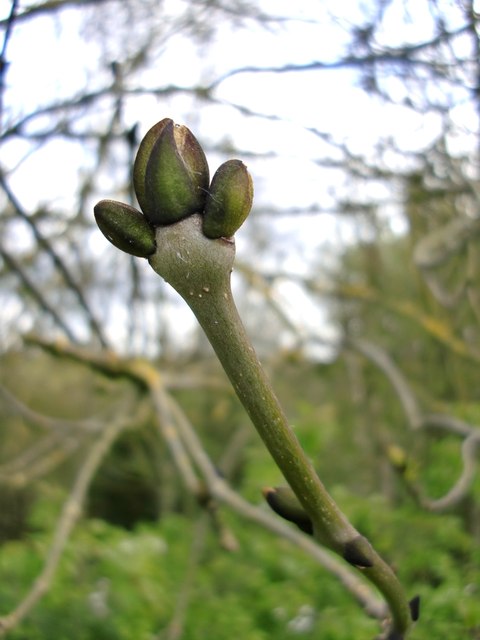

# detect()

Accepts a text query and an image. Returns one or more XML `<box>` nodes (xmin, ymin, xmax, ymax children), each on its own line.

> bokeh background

<box><xmin>1</xmin><ymin>1</ymin><xmax>479</xmax><ymax>638</ymax></box>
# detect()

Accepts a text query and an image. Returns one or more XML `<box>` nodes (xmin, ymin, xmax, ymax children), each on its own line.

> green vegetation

<box><xmin>1</xmin><ymin>343</ymin><xmax>479</xmax><ymax>639</ymax></box>
<box><xmin>1</xmin><ymin>434</ymin><xmax>479</xmax><ymax>640</ymax></box>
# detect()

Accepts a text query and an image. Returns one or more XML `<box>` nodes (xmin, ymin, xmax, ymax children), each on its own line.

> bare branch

<box><xmin>0</xmin><ymin>243</ymin><xmax>78</xmax><ymax>342</ymax></box>
<box><xmin>0</xmin><ymin>173</ymin><xmax>108</xmax><ymax>347</ymax></box>
<box><xmin>0</xmin><ymin>413</ymin><xmax>131</xmax><ymax>636</ymax></box>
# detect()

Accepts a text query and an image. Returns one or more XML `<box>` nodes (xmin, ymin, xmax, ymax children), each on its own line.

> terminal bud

<box><xmin>133</xmin><ymin>118</ymin><xmax>209</xmax><ymax>225</ymax></box>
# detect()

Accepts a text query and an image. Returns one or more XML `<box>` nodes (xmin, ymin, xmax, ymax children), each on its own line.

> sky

<box><xmin>0</xmin><ymin>0</ymin><xmax>475</xmax><ymax>354</ymax></box>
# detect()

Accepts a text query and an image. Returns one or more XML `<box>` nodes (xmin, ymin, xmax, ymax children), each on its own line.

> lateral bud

<box><xmin>343</xmin><ymin>536</ymin><xmax>374</xmax><ymax>568</ymax></box>
<box><xmin>263</xmin><ymin>486</ymin><xmax>313</xmax><ymax>535</ymax></box>
<box><xmin>203</xmin><ymin>159</ymin><xmax>253</xmax><ymax>239</ymax></box>
<box><xmin>94</xmin><ymin>199</ymin><xmax>156</xmax><ymax>257</ymax></box>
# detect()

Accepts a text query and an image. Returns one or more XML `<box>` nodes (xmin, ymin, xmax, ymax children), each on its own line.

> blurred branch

<box><xmin>413</xmin><ymin>216</ymin><xmax>480</xmax><ymax>309</ymax></box>
<box><xmin>309</xmin><ymin>279</ymin><xmax>480</xmax><ymax>364</ymax></box>
<box><xmin>0</xmin><ymin>172</ymin><xmax>108</xmax><ymax>347</ymax></box>
<box><xmin>0</xmin><ymin>381</ymin><xmax>129</xmax><ymax>486</ymax></box>
<box><xmin>0</xmin><ymin>242</ymin><xmax>78</xmax><ymax>342</ymax></box>
<box><xmin>349</xmin><ymin>338</ymin><xmax>480</xmax><ymax>512</ymax></box>
<box><xmin>148</xmin><ymin>371</ymin><xmax>200</xmax><ymax>496</ymax></box>
<box><xmin>0</xmin><ymin>411</ymin><xmax>133</xmax><ymax>636</ymax></box>
<box><xmin>0</xmin><ymin>432</ymin><xmax>82</xmax><ymax>488</ymax></box>
<box><xmin>239</xmin><ymin>266</ymin><xmax>480</xmax><ymax>514</ymax></box>
<box><xmin>211</xmin><ymin>22</ymin><xmax>471</xmax><ymax>88</ymax></box>
<box><xmin>0</xmin><ymin>382</ymin><xmax>107</xmax><ymax>433</ymax></box>
<box><xmin>237</xmin><ymin>261</ymin><xmax>480</xmax><ymax>363</ymax></box>
<box><xmin>0</xmin><ymin>0</ymin><xmax>18</xmax><ymax>131</ymax></box>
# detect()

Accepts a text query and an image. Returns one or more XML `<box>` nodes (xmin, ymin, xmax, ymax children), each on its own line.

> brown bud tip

<box><xmin>263</xmin><ymin>486</ymin><xmax>313</xmax><ymax>535</ymax></box>
<box><xmin>94</xmin><ymin>199</ymin><xmax>156</xmax><ymax>257</ymax></box>
<box><xmin>409</xmin><ymin>595</ymin><xmax>420</xmax><ymax>622</ymax></box>
<box><xmin>343</xmin><ymin>536</ymin><xmax>374</xmax><ymax>568</ymax></box>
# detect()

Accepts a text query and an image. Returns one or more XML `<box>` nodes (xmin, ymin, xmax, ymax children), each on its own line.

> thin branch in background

<box><xmin>0</xmin><ymin>413</ymin><xmax>132</xmax><ymax>637</ymax></box>
<box><xmin>0</xmin><ymin>0</ymin><xmax>114</xmax><ymax>26</ymax></box>
<box><xmin>0</xmin><ymin>0</ymin><xmax>18</xmax><ymax>133</ymax></box>
<box><xmin>348</xmin><ymin>338</ymin><xmax>423</xmax><ymax>430</ymax></box>
<box><xmin>0</xmin><ymin>434</ymin><xmax>83</xmax><ymax>488</ymax></box>
<box><xmin>0</xmin><ymin>243</ymin><xmax>78</xmax><ymax>343</ymax></box>
<box><xmin>26</xmin><ymin>336</ymin><xmax>387</xmax><ymax>622</ymax></box>
<box><xmin>153</xmin><ymin>378</ymin><xmax>386</xmax><ymax>621</ymax></box>
<box><xmin>209</xmin><ymin>22</ymin><xmax>471</xmax><ymax>89</ymax></box>
<box><xmin>346</xmin><ymin>338</ymin><xmax>480</xmax><ymax>512</ymax></box>
<box><xmin>148</xmin><ymin>373</ymin><xmax>200</xmax><ymax>496</ymax></box>
<box><xmin>0</xmin><ymin>382</ymin><xmax>106</xmax><ymax>434</ymax></box>
<box><xmin>421</xmin><ymin>433</ymin><xmax>480</xmax><ymax>512</ymax></box>
<box><xmin>0</xmin><ymin>172</ymin><xmax>109</xmax><ymax>347</ymax></box>
<box><xmin>239</xmin><ymin>266</ymin><xmax>480</xmax><ymax>514</ymax></box>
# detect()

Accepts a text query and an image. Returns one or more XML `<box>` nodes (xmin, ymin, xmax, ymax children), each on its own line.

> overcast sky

<box><xmin>0</xmin><ymin>0</ymin><xmax>475</xmax><ymax>353</ymax></box>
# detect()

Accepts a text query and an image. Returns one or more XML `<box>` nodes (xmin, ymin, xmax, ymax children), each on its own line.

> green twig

<box><xmin>148</xmin><ymin>214</ymin><xmax>413</xmax><ymax>638</ymax></box>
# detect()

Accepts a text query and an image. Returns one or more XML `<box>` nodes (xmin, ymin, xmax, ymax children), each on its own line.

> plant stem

<box><xmin>149</xmin><ymin>214</ymin><xmax>413</xmax><ymax>637</ymax></box>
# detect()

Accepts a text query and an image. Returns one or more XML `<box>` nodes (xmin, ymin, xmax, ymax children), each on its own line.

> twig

<box><xmin>0</xmin><ymin>382</ymin><xmax>106</xmax><ymax>433</ymax></box>
<box><xmin>0</xmin><ymin>172</ymin><xmax>109</xmax><ymax>347</ymax></box>
<box><xmin>156</xmin><ymin>382</ymin><xmax>387</xmax><ymax>621</ymax></box>
<box><xmin>0</xmin><ymin>243</ymin><xmax>78</xmax><ymax>343</ymax></box>
<box><xmin>0</xmin><ymin>433</ymin><xmax>82</xmax><ymax>488</ymax></box>
<box><xmin>0</xmin><ymin>415</ymin><xmax>130</xmax><ymax>636</ymax></box>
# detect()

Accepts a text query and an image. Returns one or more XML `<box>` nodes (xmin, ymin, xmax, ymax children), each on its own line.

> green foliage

<box><xmin>1</xmin><ymin>460</ymin><xmax>479</xmax><ymax>639</ymax></box>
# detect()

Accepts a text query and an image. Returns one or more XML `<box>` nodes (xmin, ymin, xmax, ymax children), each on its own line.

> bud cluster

<box><xmin>95</xmin><ymin>118</ymin><xmax>254</xmax><ymax>257</ymax></box>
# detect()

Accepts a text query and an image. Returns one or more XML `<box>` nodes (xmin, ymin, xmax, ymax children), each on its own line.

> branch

<box><xmin>0</xmin><ymin>433</ymin><xmax>82</xmax><ymax>488</ymax></box>
<box><xmin>155</xmin><ymin>378</ymin><xmax>387</xmax><ymax>621</ymax></box>
<box><xmin>0</xmin><ymin>242</ymin><xmax>78</xmax><ymax>342</ymax></box>
<box><xmin>146</xmin><ymin>214</ymin><xmax>413</xmax><ymax>637</ymax></box>
<box><xmin>0</xmin><ymin>172</ymin><xmax>108</xmax><ymax>347</ymax></box>
<box><xmin>238</xmin><ymin>266</ymin><xmax>480</xmax><ymax>515</ymax></box>
<box><xmin>0</xmin><ymin>382</ymin><xmax>106</xmax><ymax>434</ymax></box>
<box><xmin>210</xmin><ymin>23</ymin><xmax>471</xmax><ymax>88</ymax></box>
<box><xmin>0</xmin><ymin>413</ymin><xmax>131</xmax><ymax>636</ymax></box>
<box><xmin>346</xmin><ymin>338</ymin><xmax>480</xmax><ymax>512</ymax></box>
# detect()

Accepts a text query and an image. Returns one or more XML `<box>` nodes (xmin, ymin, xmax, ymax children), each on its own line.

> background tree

<box><xmin>1</xmin><ymin>1</ymin><xmax>479</xmax><ymax>638</ymax></box>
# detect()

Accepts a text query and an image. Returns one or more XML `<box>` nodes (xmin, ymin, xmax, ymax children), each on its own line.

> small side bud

<box><xmin>263</xmin><ymin>486</ymin><xmax>313</xmax><ymax>535</ymax></box>
<box><xmin>409</xmin><ymin>595</ymin><xmax>420</xmax><ymax>622</ymax></box>
<box><xmin>134</xmin><ymin>118</ymin><xmax>209</xmax><ymax>225</ymax></box>
<box><xmin>343</xmin><ymin>536</ymin><xmax>374</xmax><ymax>568</ymax></box>
<box><xmin>202</xmin><ymin>159</ymin><xmax>253</xmax><ymax>239</ymax></box>
<box><xmin>94</xmin><ymin>199</ymin><xmax>156</xmax><ymax>257</ymax></box>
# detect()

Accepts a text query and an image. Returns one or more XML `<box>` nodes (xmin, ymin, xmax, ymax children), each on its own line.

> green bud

<box><xmin>133</xmin><ymin>118</ymin><xmax>209</xmax><ymax>225</ymax></box>
<box><xmin>133</xmin><ymin>118</ymin><xmax>171</xmax><ymax>216</ymax></box>
<box><xmin>94</xmin><ymin>199</ymin><xmax>156</xmax><ymax>257</ymax></box>
<box><xmin>202</xmin><ymin>159</ymin><xmax>253</xmax><ymax>239</ymax></box>
<box><xmin>263</xmin><ymin>486</ymin><xmax>313</xmax><ymax>535</ymax></box>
